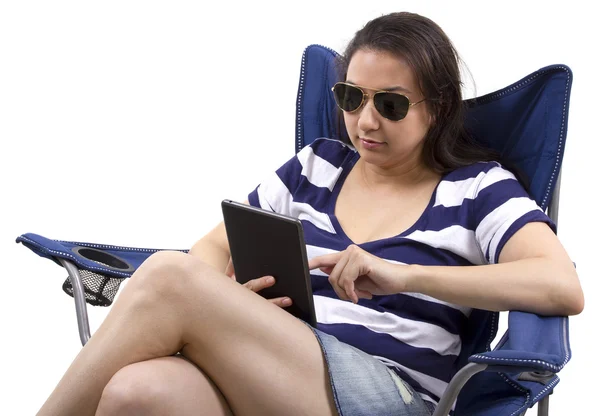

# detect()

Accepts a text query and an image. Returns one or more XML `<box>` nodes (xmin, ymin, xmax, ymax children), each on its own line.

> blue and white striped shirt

<box><xmin>248</xmin><ymin>137</ymin><xmax>553</xmax><ymax>406</ymax></box>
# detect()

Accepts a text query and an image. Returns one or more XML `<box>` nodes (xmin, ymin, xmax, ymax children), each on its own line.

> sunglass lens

<box><xmin>333</xmin><ymin>84</ymin><xmax>363</xmax><ymax>112</ymax></box>
<box><xmin>374</xmin><ymin>93</ymin><xmax>410</xmax><ymax>121</ymax></box>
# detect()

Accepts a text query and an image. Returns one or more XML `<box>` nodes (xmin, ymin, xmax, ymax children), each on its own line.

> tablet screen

<box><xmin>221</xmin><ymin>200</ymin><xmax>317</xmax><ymax>326</ymax></box>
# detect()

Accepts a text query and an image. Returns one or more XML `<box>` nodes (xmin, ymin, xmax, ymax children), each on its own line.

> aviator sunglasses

<box><xmin>331</xmin><ymin>82</ymin><xmax>426</xmax><ymax>121</ymax></box>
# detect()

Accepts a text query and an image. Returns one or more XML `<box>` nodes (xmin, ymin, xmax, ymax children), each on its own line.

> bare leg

<box><xmin>39</xmin><ymin>251</ymin><xmax>337</xmax><ymax>416</ymax></box>
<box><xmin>96</xmin><ymin>356</ymin><xmax>233</xmax><ymax>416</ymax></box>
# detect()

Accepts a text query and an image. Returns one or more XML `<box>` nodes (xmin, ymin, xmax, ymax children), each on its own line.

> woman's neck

<box><xmin>357</xmin><ymin>158</ymin><xmax>438</xmax><ymax>194</ymax></box>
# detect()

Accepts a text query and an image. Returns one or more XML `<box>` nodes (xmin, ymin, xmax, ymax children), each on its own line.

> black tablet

<box><xmin>221</xmin><ymin>199</ymin><xmax>317</xmax><ymax>327</ymax></box>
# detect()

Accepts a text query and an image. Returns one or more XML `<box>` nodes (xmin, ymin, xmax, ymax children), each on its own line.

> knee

<box><xmin>131</xmin><ymin>250</ymin><xmax>211</xmax><ymax>300</ymax></box>
<box><xmin>97</xmin><ymin>367</ymin><xmax>164</xmax><ymax>415</ymax></box>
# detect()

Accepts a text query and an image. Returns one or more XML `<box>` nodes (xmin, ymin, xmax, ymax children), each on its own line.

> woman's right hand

<box><xmin>224</xmin><ymin>257</ymin><xmax>293</xmax><ymax>309</ymax></box>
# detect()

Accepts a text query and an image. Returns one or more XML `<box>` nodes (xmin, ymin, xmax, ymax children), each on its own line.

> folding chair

<box><xmin>16</xmin><ymin>44</ymin><xmax>573</xmax><ymax>416</ymax></box>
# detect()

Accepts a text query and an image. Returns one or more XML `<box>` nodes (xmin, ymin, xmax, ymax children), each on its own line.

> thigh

<box><xmin>97</xmin><ymin>355</ymin><xmax>232</xmax><ymax>416</ymax></box>
<box><xmin>162</xmin><ymin>253</ymin><xmax>338</xmax><ymax>416</ymax></box>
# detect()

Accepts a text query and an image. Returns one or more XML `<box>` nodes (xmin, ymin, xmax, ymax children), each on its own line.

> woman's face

<box><xmin>344</xmin><ymin>49</ymin><xmax>432</xmax><ymax>169</ymax></box>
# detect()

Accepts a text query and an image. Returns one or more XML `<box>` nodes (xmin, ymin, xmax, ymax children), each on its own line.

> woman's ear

<box><xmin>426</xmin><ymin>106</ymin><xmax>436</xmax><ymax>127</ymax></box>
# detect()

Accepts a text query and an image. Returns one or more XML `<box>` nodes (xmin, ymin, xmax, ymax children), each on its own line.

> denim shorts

<box><xmin>307</xmin><ymin>324</ymin><xmax>435</xmax><ymax>416</ymax></box>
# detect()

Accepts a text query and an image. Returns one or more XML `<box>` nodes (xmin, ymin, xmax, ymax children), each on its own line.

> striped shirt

<box><xmin>248</xmin><ymin>137</ymin><xmax>553</xmax><ymax>407</ymax></box>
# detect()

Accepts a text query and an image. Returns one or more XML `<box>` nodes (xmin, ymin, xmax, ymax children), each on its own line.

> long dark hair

<box><xmin>336</xmin><ymin>12</ymin><xmax>501</xmax><ymax>174</ymax></box>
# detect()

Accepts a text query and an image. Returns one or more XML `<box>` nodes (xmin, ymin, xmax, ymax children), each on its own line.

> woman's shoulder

<box><xmin>443</xmin><ymin>161</ymin><xmax>516</xmax><ymax>184</ymax></box>
<box><xmin>438</xmin><ymin>161</ymin><xmax>524</xmax><ymax>205</ymax></box>
<box><xmin>298</xmin><ymin>138</ymin><xmax>357</xmax><ymax>168</ymax></box>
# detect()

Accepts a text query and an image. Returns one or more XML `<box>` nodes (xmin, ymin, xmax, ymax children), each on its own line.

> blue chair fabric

<box><xmin>294</xmin><ymin>43</ymin><xmax>573</xmax><ymax>416</ymax></box>
<box><xmin>17</xmin><ymin>44</ymin><xmax>573</xmax><ymax>416</ymax></box>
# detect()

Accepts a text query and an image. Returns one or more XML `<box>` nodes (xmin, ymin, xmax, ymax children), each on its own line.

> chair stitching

<box><xmin>57</xmin><ymin>240</ymin><xmax>176</xmax><ymax>253</ymax></box>
<box><xmin>470</xmin><ymin>355</ymin><xmax>560</xmax><ymax>372</ymax></box>
<box><xmin>296</xmin><ymin>47</ymin><xmax>308</xmax><ymax>153</ymax></box>
<box><xmin>465</xmin><ymin>66</ymin><xmax>570</xmax><ymax>211</ymax></box>
<box><xmin>541</xmin><ymin>67</ymin><xmax>570</xmax><ymax>209</ymax></box>
<box><xmin>531</xmin><ymin>376</ymin><xmax>559</xmax><ymax>404</ymax></box>
<box><xmin>19</xmin><ymin>235</ymin><xmax>130</xmax><ymax>278</ymax></box>
<box><xmin>467</xmin><ymin>67</ymin><xmax>568</xmax><ymax>105</ymax></box>
<box><xmin>498</xmin><ymin>373</ymin><xmax>530</xmax><ymax>416</ymax></box>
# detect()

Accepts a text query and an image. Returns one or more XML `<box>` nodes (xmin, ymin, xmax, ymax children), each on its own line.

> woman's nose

<box><xmin>357</xmin><ymin>98</ymin><xmax>380</xmax><ymax>132</ymax></box>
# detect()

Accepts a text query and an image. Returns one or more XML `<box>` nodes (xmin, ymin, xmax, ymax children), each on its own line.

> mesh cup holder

<box><xmin>62</xmin><ymin>270</ymin><xmax>125</xmax><ymax>307</ymax></box>
<box><xmin>62</xmin><ymin>247</ymin><xmax>133</xmax><ymax>307</ymax></box>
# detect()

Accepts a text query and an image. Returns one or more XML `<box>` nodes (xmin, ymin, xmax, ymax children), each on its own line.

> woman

<box><xmin>38</xmin><ymin>12</ymin><xmax>583</xmax><ymax>416</ymax></box>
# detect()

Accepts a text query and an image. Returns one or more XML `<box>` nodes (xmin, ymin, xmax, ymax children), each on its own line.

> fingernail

<box><xmin>266</xmin><ymin>276</ymin><xmax>275</xmax><ymax>284</ymax></box>
<box><xmin>282</xmin><ymin>298</ymin><xmax>292</xmax><ymax>306</ymax></box>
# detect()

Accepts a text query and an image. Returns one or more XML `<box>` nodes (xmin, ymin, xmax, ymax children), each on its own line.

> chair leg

<box><xmin>537</xmin><ymin>395</ymin><xmax>549</xmax><ymax>416</ymax></box>
<box><xmin>59</xmin><ymin>259</ymin><xmax>91</xmax><ymax>346</ymax></box>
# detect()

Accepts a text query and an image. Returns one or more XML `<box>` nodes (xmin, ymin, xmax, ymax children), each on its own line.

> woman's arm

<box><xmin>188</xmin><ymin>221</ymin><xmax>231</xmax><ymax>273</ymax></box>
<box><xmin>406</xmin><ymin>222</ymin><xmax>584</xmax><ymax>316</ymax></box>
<box><xmin>188</xmin><ymin>200</ymin><xmax>250</xmax><ymax>274</ymax></box>
<box><xmin>311</xmin><ymin>222</ymin><xmax>584</xmax><ymax>316</ymax></box>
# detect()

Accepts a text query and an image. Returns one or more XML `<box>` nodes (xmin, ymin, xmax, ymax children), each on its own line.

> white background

<box><xmin>0</xmin><ymin>1</ymin><xmax>596</xmax><ymax>414</ymax></box>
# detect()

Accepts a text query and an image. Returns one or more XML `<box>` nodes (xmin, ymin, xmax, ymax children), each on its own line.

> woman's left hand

<box><xmin>308</xmin><ymin>245</ymin><xmax>410</xmax><ymax>303</ymax></box>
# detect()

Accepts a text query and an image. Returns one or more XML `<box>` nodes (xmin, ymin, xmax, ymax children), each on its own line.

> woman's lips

<box><xmin>360</xmin><ymin>138</ymin><xmax>385</xmax><ymax>149</ymax></box>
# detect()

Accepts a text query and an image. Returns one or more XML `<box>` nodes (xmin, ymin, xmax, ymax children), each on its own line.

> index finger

<box><xmin>308</xmin><ymin>252</ymin><xmax>341</xmax><ymax>270</ymax></box>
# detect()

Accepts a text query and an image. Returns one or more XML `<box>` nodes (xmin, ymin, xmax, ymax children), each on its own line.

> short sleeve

<box><xmin>247</xmin><ymin>151</ymin><xmax>303</xmax><ymax>217</ymax></box>
<box><xmin>473</xmin><ymin>163</ymin><xmax>556</xmax><ymax>264</ymax></box>
<box><xmin>248</xmin><ymin>138</ymin><xmax>353</xmax><ymax>218</ymax></box>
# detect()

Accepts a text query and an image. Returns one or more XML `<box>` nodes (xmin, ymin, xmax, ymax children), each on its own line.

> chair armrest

<box><xmin>16</xmin><ymin>232</ymin><xmax>189</xmax><ymax>346</ymax></box>
<box><xmin>436</xmin><ymin>312</ymin><xmax>569</xmax><ymax>416</ymax></box>
<box><xmin>469</xmin><ymin>311</ymin><xmax>570</xmax><ymax>374</ymax></box>
<box><xmin>16</xmin><ymin>232</ymin><xmax>187</xmax><ymax>278</ymax></box>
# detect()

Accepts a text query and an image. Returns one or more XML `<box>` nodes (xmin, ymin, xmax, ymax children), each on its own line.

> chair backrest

<box><xmin>295</xmin><ymin>44</ymin><xmax>573</xmax><ymax>414</ymax></box>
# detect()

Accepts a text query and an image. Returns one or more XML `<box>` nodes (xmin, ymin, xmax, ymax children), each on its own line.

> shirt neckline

<box><xmin>327</xmin><ymin>150</ymin><xmax>441</xmax><ymax>246</ymax></box>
